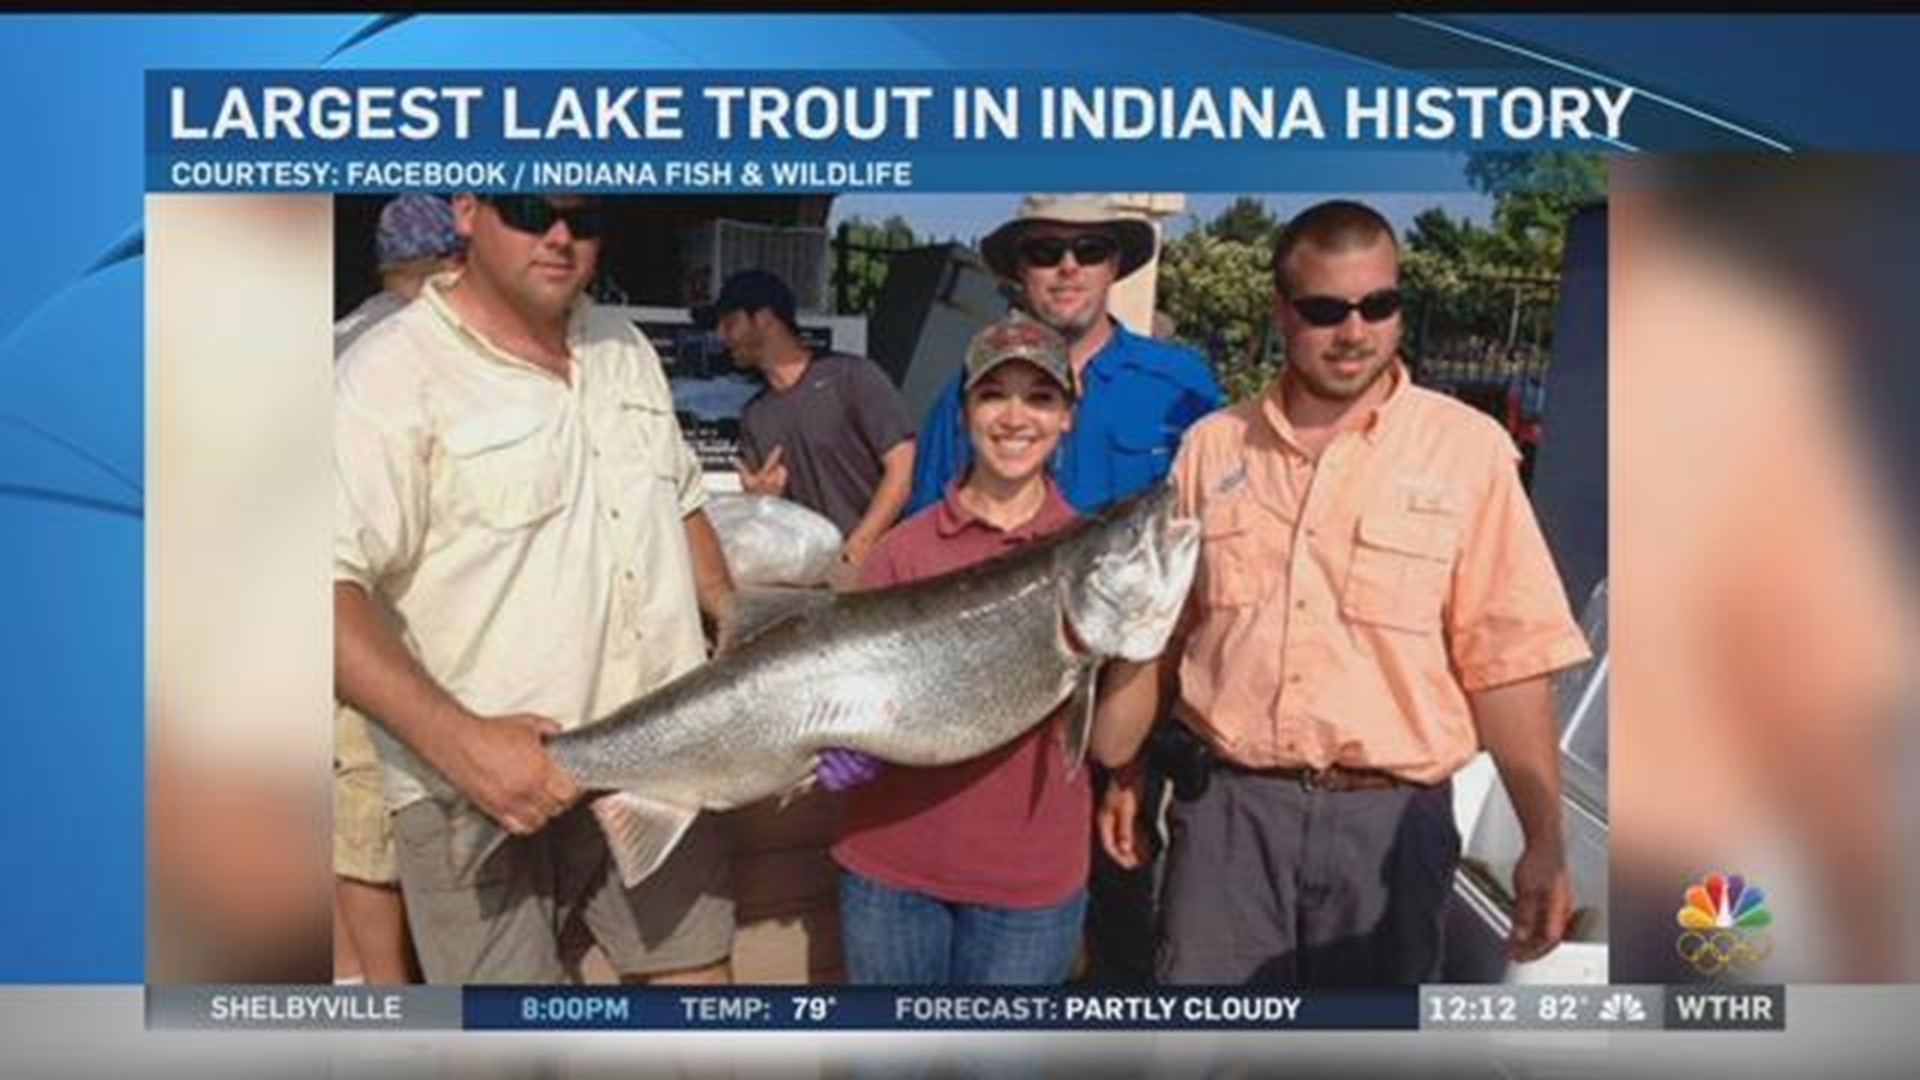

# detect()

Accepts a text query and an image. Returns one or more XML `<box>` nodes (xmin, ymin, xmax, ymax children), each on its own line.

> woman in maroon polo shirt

<box><xmin>824</xmin><ymin>315</ymin><xmax>1094</xmax><ymax>985</ymax></box>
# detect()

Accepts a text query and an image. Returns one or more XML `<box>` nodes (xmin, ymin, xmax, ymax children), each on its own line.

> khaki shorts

<box><xmin>392</xmin><ymin>797</ymin><xmax>735</xmax><ymax>984</ymax></box>
<box><xmin>334</xmin><ymin>708</ymin><xmax>397</xmax><ymax>884</ymax></box>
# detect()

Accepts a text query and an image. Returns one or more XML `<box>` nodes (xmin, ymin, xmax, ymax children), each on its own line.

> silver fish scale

<box><xmin>547</xmin><ymin>540</ymin><xmax>1089</xmax><ymax>811</ymax></box>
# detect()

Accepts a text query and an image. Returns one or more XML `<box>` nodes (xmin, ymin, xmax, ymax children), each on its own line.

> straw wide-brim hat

<box><xmin>979</xmin><ymin>194</ymin><xmax>1158</xmax><ymax>282</ymax></box>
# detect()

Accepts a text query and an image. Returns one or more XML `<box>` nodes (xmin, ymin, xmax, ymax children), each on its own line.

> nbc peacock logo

<box><xmin>1674</xmin><ymin>871</ymin><xmax>1774</xmax><ymax>977</ymax></box>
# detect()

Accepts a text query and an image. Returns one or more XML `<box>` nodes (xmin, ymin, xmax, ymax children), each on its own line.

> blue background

<box><xmin>0</xmin><ymin>12</ymin><xmax>1915</xmax><ymax>982</ymax></box>
<box><xmin>462</xmin><ymin>986</ymin><xmax>1419</xmax><ymax>1030</ymax></box>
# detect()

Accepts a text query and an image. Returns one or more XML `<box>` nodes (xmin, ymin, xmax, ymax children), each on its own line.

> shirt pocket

<box><xmin>1106</xmin><ymin>424</ymin><xmax>1173</xmax><ymax>495</ymax></box>
<box><xmin>1341</xmin><ymin>511</ymin><xmax>1458</xmax><ymax>632</ymax></box>
<box><xmin>596</xmin><ymin>395</ymin><xmax>684</xmax><ymax>484</ymax></box>
<box><xmin>1197</xmin><ymin>501</ymin><xmax>1271</xmax><ymax>608</ymax></box>
<box><xmin>442</xmin><ymin>408</ymin><xmax>567</xmax><ymax>531</ymax></box>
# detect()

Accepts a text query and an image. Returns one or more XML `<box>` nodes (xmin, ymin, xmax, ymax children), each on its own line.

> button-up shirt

<box><xmin>1171</xmin><ymin>365</ymin><xmax>1591</xmax><ymax>784</ymax></box>
<box><xmin>334</xmin><ymin>274</ymin><xmax>710</xmax><ymax>809</ymax></box>
<box><xmin>909</xmin><ymin>320</ymin><xmax>1222</xmax><ymax>514</ymax></box>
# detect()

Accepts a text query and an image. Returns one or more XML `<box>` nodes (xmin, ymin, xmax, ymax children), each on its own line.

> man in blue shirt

<box><xmin>907</xmin><ymin>194</ymin><xmax>1222</xmax><ymax>516</ymax></box>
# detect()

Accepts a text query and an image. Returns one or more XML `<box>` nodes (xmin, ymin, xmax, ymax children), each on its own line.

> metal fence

<box><xmin>1404</xmin><ymin>272</ymin><xmax>1561</xmax><ymax>393</ymax></box>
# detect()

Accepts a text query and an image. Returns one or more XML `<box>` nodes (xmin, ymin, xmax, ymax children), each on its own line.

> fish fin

<box><xmin>723</xmin><ymin>586</ymin><xmax>835</xmax><ymax>653</ymax></box>
<box><xmin>779</xmin><ymin>756</ymin><xmax>824</xmax><ymax>806</ymax></box>
<box><xmin>776</xmin><ymin>777</ymin><xmax>814</xmax><ymax>809</ymax></box>
<box><xmin>589</xmin><ymin>791</ymin><xmax>701</xmax><ymax>889</ymax></box>
<box><xmin>1063</xmin><ymin>659</ymin><xmax>1103</xmax><ymax>778</ymax></box>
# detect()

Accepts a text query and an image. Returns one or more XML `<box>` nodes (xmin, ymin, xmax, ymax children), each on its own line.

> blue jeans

<box><xmin>839</xmin><ymin>870</ymin><xmax>1088</xmax><ymax>985</ymax></box>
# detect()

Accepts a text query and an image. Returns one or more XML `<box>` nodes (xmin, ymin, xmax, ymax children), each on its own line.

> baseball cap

<box><xmin>964</xmin><ymin>314</ymin><xmax>1074</xmax><ymax>399</ymax></box>
<box><xmin>375</xmin><ymin>194</ymin><xmax>461</xmax><ymax>267</ymax></box>
<box><xmin>692</xmin><ymin>269</ymin><xmax>798</xmax><ymax>330</ymax></box>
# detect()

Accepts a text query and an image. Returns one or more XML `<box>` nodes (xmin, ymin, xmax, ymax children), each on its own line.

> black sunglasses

<box><xmin>1288</xmin><ymin>288</ymin><xmax>1403</xmax><ymax>328</ymax></box>
<box><xmin>1018</xmin><ymin>234</ymin><xmax>1119</xmax><ymax>268</ymax></box>
<box><xmin>481</xmin><ymin>195</ymin><xmax>606</xmax><ymax>241</ymax></box>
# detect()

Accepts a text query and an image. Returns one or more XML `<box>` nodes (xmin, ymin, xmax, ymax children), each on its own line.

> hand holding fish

<box><xmin>443</xmin><ymin>713</ymin><xmax>579</xmax><ymax>835</ymax></box>
<box><xmin>815</xmin><ymin>748</ymin><xmax>884</xmax><ymax>792</ymax></box>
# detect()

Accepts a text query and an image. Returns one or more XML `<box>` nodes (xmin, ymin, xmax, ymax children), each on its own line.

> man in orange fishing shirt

<box><xmin>1095</xmin><ymin>199</ymin><xmax>1592</xmax><ymax>986</ymax></box>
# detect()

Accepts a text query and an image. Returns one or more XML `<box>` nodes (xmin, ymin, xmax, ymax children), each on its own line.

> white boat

<box><xmin>1443</xmin><ymin>578</ymin><xmax>1610</xmax><ymax>984</ymax></box>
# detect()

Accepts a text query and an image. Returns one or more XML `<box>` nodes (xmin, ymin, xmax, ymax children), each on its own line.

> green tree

<box><xmin>1465</xmin><ymin>151</ymin><xmax>1605</xmax><ymax>275</ymax></box>
<box><xmin>1158</xmin><ymin>217</ymin><xmax>1276</xmax><ymax>402</ymax></box>
<box><xmin>833</xmin><ymin>214</ymin><xmax>920</xmax><ymax>316</ymax></box>
<box><xmin>1400</xmin><ymin>153</ymin><xmax>1604</xmax><ymax>367</ymax></box>
<box><xmin>1466</xmin><ymin>151</ymin><xmax>1606</xmax><ymax>205</ymax></box>
<box><xmin>1405</xmin><ymin>206</ymin><xmax>1480</xmax><ymax>265</ymax></box>
<box><xmin>1206</xmin><ymin>195</ymin><xmax>1283</xmax><ymax>248</ymax></box>
<box><xmin>1401</xmin><ymin>205</ymin><xmax>1503</xmax><ymax>358</ymax></box>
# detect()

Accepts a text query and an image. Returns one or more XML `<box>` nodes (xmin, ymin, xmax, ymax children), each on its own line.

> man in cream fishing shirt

<box><xmin>334</xmin><ymin>193</ymin><xmax>738</xmax><ymax>985</ymax></box>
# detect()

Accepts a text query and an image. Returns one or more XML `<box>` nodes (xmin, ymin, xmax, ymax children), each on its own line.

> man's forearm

<box><xmin>1470</xmin><ymin>673</ymin><xmax>1575</xmax><ymax>961</ymax></box>
<box><xmin>1092</xmin><ymin>647</ymin><xmax>1182</xmax><ymax>768</ymax></box>
<box><xmin>1090</xmin><ymin>658</ymin><xmax>1161</xmax><ymax>767</ymax></box>
<box><xmin>847</xmin><ymin>441</ymin><xmax>916</xmax><ymax>551</ymax></box>
<box><xmin>1469</xmin><ymin>675</ymin><xmax>1565</xmax><ymax>855</ymax></box>
<box><xmin>682</xmin><ymin>509</ymin><xmax>737</xmax><ymax>632</ymax></box>
<box><xmin>334</xmin><ymin>581</ymin><xmax>474</xmax><ymax>767</ymax></box>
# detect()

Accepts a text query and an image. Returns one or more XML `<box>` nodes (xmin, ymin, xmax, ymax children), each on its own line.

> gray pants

<box><xmin>1156</xmin><ymin>767</ymin><xmax>1458</xmax><ymax>986</ymax></box>
<box><xmin>392</xmin><ymin>799</ymin><xmax>734</xmax><ymax>984</ymax></box>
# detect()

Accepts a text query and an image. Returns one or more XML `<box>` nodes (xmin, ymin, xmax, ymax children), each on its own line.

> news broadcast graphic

<box><xmin>140</xmin><ymin>982</ymin><xmax>1792</xmax><ymax>1033</ymax></box>
<box><xmin>1</xmin><ymin>11</ymin><xmax>1917</xmax><ymax>1078</ymax></box>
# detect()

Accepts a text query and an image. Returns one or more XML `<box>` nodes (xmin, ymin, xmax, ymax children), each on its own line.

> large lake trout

<box><xmin>475</xmin><ymin>483</ymin><xmax>1197</xmax><ymax>887</ymax></box>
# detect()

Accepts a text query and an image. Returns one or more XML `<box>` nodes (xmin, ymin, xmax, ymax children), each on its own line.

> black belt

<box><xmin>1148</xmin><ymin>722</ymin><xmax>1421</xmax><ymax>798</ymax></box>
<box><xmin>1220</xmin><ymin>761</ymin><xmax>1408</xmax><ymax>793</ymax></box>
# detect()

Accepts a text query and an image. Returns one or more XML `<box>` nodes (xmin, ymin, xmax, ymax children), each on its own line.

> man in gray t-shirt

<box><xmin>697</xmin><ymin>270</ymin><xmax>916</xmax><ymax>574</ymax></box>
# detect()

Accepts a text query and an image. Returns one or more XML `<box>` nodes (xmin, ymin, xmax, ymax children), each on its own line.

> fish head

<box><xmin>1062</xmin><ymin>483</ymin><xmax>1200</xmax><ymax>661</ymax></box>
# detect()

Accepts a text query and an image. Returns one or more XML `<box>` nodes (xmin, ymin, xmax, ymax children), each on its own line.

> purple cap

<box><xmin>375</xmin><ymin>195</ymin><xmax>461</xmax><ymax>267</ymax></box>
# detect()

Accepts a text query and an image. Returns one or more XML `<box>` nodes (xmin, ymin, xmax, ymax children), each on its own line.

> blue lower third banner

<box><xmin>141</xmin><ymin>985</ymin><xmax>1784</xmax><ymax>1031</ymax></box>
<box><xmin>466</xmin><ymin>986</ymin><xmax>1419</xmax><ymax>1031</ymax></box>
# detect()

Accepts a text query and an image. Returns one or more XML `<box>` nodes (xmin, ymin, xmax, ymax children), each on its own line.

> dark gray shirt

<box><xmin>738</xmin><ymin>352</ymin><xmax>915</xmax><ymax>536</ymax></box>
